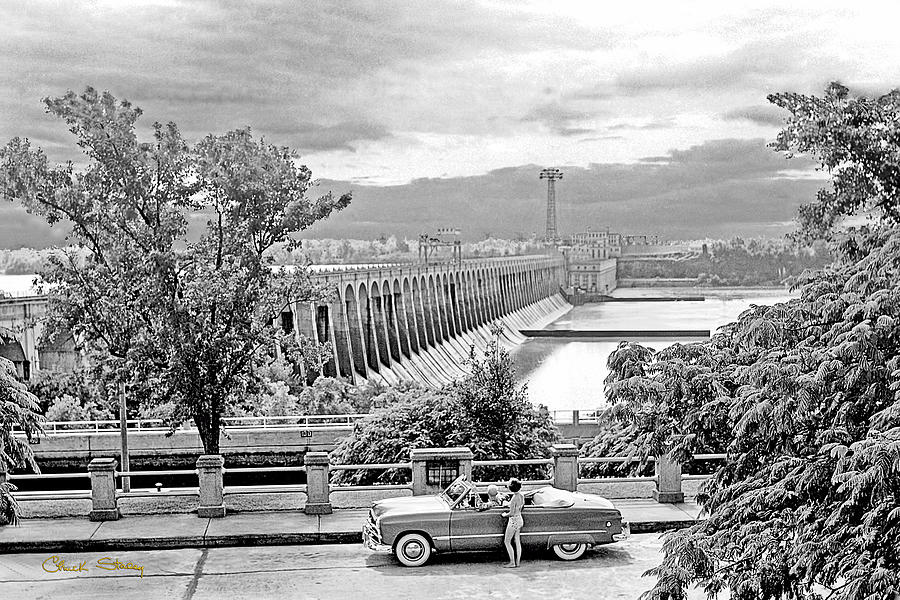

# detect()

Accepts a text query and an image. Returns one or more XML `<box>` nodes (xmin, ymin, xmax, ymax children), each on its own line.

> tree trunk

<box><xmin>196</xmin><ymin>410</ymin><xmax>220</xmax><ymax>455</ymax></box>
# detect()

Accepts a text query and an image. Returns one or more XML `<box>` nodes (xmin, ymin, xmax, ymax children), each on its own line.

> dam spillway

<box><xmin>291</xmin><ymin>255</ymin><xmax>576</xmax><ymax>387</ymax></box>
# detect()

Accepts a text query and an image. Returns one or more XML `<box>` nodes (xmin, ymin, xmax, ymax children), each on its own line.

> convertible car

<box><xmin>363</xmin><ymin>475</ymin><xmax>630</xmax><ymax>566</ymax></box>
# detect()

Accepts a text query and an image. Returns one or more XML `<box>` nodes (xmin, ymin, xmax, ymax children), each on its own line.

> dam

<box><xmin>2</xmin><ymin>255</ymin><xmax>607</xmax><ymax>388</ymax></box>
<box><xmin>288</xmin><ymin>255</ymin><xmax>581</xmax><ymax>387</ymax></box>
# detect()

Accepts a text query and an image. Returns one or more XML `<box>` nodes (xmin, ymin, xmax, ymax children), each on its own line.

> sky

<box><xmin>2</xmin><ymin>0</ymin><xmax>900</xmax><ymax>246</ymax></box>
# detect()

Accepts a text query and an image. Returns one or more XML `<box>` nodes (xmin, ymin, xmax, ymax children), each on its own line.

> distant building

<box><xmin>558</xmin><ymin>229</ymin><xmax>620</xmax><ymax>292</ymax></box>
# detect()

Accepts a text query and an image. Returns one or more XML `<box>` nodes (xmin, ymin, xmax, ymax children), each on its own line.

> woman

<box><xmin>501</xmin><ymin>478</ymin><xmax>524</xmax><ymax>567</ymax></box>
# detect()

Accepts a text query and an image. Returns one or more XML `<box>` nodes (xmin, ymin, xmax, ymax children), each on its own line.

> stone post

<box><xmin>653</xmin><ymin>453</ymin><xmax>684</xmax><ymax>503</ymax></box>
<box><xmin>550</xmin><ymin>443</ymin><xmax>579</xmax><ymax>492</ymax></box>
<box><xmin>196</xmin><ymin>454</ymin><xmax>226</xmax><ymax>518</ymax></box>
<box><xmin>410</xmin><ymin>447</ymin><xmax>473</xmax><ymax>496</ymax></box>
<box><xmin>88</xmin><ymin>457</ymin><xmax>120</xmax><ymax>521</ymax></box>
<box><xmin>304</xmin><ymin>452</ymin><xmax>332</xmax><ymax>515</ymax></box>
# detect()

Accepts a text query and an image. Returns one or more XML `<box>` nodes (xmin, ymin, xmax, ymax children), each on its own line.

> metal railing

<box><xmin>16</xmin><ymin>411</ymin><xmax>601</xmax><ymax>436</ymax></box>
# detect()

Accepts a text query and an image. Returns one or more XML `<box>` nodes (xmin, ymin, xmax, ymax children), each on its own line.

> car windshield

<box><xmin>439</xmin><ymin>474</ymin><xmax>477</xmax><ymax>507</ymax></box>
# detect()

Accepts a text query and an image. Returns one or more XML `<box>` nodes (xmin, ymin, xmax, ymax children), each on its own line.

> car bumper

<box><xmin>612</xmin><ymin>522</ymin><xmax>631</xmax><ymax>542</ymax></box>
<box><xmin>362</xmin><ymin>521</ymin><xmax>391</xmax><ymax>552</ymax></box>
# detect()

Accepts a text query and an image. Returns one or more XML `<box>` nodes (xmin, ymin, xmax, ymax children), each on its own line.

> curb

<box><xmin>0</xmin><ymin>522</ymin><xmax>695</xmax><ymax>554</ymax></box>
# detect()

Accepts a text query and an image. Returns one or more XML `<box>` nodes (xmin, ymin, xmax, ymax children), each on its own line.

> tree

<box><xmin>598</xmin><ymin>84</ymin><xmax>900</xmax><ymax>600</ymax></box>
<box><xmin>0</xmin><ymin>87</ymin><xmax>350</xmax><ymax>454</ymax></box>
<box><xmin>331</xmin><ymin>335</ymin><xmax>558</xmax><ymax>484</ymax></box>
<box><xmin>0</xmin><ymin>357</ymin><xmax>42</xmax><ymax>525</ymax></box>
<box><xmin>770</xmin><ymin>82</ymin><xmax>900</xmax><ymax>246</ymax></box>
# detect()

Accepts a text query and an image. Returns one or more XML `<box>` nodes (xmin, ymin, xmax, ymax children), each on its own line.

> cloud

<box><xmin>520</xmin><ymin>102</ymin><xmax>597</xmax><ymax>136</ymax></box>
<box><xmin>722</xmin><ymin>105</ymin><xmax>786</xmax><ymax>127</ymax></box>
<box><xmin>0</xmin><ymin>137</ymin><xmax>831</xmax><ymax>248</ymax></box>
<box><xmin>614</xmin><ymin>39</ymin><xmax>806</xmax><ymax>95</ymax></box>
<box><xmin>299</xmin><ymin>138</ymin><xmax>823</xmax><ymax>241</ymax></box>
<box><xmin>0</xmin><ymin>205</ymin><xmax>69</xmax><ymax>249</ymax></box>
<box><xmin>256</xmin><ymin>121</ymin><xmax>392</xmax><ymax>152</ymax></box>
<box><xmin>606</xmin><ymin>118</ymin><xmax>675</xmax><ymax>131</ymax></box>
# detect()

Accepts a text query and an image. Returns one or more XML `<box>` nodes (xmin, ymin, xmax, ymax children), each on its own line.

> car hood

<box><xmin>371</xmin><ymin>495</ymin><xmax>448</xmax><ymax>518</ymax></box>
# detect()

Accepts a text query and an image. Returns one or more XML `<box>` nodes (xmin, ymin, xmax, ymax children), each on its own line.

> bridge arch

<box><xmin>383</xmin><ymin>280</ymin><xmax>402</xmax><ymax>362</ymax></box>
<box><xmin>401</xmin><ymin>277</ymin><xmax>419</xmax><ymax>354</ymax></box>
<box><xmin>444</xmin><ymin>272</ymin><xmax>459</xmax><ymax>338</ymax></box>
<box><xmin>370</xmin><ymin>281</ymin><xmax>391</xmax><ymax>368</ymax></box>
<box><xmin>415</xmin><ymin>276</ymin><xmax>435</xmax><ymax>348</ymax></box>
<box><xmin>344</xmin><ymin>284</ymin><xmax>368</xmax><ymax>378</ymax></box>
<box><xmin>469</xmin><ymin>271</ymin><xmax>481</xmax><ymax>328</ymax></box>
<box><xmin>391</xmin><ymin>279</ymin><xmax>411</xmax><ymax>359</ymax></box>
<box><xmin>0</xmin><ymin>333</ymin><xmax>28</xmax><ymax>380</ymax></box>
<box><xmin>358</xmin><ymin>283</ymin><xmax>380</xmax><ymax>372</ymax></box>
<box><xmin>426</xmin><ymin>274</ymin><xmax>444</xmax><ymax>344</ymax></box>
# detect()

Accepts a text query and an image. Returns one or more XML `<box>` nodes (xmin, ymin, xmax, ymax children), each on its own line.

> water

<box><xmin>0</xmin><ymin>273</ymin><xmax>41</xmax><ymax>296</ymax></box>
<box><xmin>1</xmin><ymin>273</ymin><xmax>794</xmax><ymax>414</ymax></box>
<box><xmin>515</xmin><ymin>287</ymin><xmax>796</xmax><ymax>412</ymax></box>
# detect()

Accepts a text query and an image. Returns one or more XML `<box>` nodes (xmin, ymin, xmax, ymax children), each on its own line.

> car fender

<box><xmin>546</xmin><ymin>532</ymin><xmax>596</xmax><ymax>549</ymax></box>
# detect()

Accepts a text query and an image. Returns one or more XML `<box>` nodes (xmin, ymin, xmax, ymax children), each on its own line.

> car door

<box><xmin>449</xmin><ymin>504</ymin><xmax>506</xmax><ymax>551</ymax></box>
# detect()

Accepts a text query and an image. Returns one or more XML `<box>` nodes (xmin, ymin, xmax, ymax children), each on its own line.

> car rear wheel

<box><xmin>395</xmin><ymin>533</ymin><xmax>432</xmax><ymax>567</ymax></box>
<box><xmin>552</xmin><ymin>542</ymin><xmax>587</xmax><ymax>561</ymax></box>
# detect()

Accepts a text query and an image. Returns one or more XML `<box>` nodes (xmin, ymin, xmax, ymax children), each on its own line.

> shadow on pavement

<box><xmin>365</xmin><ymin>545</ymin><xmax>637</xmax><ymax>575</ymax></box>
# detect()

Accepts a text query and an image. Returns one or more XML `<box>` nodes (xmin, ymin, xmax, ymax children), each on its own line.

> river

<box><xmin>513</xmin><ymin>287</ymin><xmax>796</xmax><ymax>413</ymax></box>
<box><xmin>1</xmin><ymin>274</ymin><xmax>795</xmax><ymax>414</ymax></box>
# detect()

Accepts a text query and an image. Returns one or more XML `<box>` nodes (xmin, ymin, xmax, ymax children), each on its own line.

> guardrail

<box><xmin>15</xmin><ymin>411</ymin><xmax>601</xmax><ymax>436</ymax></box>
<box><xmin>2</xmin><ymin>447</ymin><xmax>727</xmax><ymax>521</ymax></box>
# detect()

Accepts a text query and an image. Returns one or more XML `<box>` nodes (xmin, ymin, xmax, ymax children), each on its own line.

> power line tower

<box><xmin>539</xmin><ymin>167</ymin><xmax>563</xmax><ymax>241</ymax></box>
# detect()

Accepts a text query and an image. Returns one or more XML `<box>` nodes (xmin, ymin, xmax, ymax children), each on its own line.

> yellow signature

<box><xmin>42</xmin><ymin>556</ymin><xmax>145</xmax><ymax>578</ymax></box>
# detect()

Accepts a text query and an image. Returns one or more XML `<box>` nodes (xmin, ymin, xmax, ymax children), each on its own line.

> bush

<box><xmin>331</xmin><ymin>336</ymin><xmax>558</xmax><ymax>484</ymax></box>
<box><xmin>45</xmin><ymin>393</ymin><xmax>112</xmax><ymax>423</ymax></box>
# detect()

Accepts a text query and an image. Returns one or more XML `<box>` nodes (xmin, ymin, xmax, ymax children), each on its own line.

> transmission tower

<box><xmin>539</xmin><ymin>167</ymin><xmax>563</xmax><ymax>241</ymax></box>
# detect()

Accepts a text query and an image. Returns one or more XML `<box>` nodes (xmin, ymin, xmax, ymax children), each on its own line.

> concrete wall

<box><xmin>31</xmin><ymin>422</ymin><xmax>597</xmax><ymax>470</ymax></box>
<box><xmin>31</xmin><ymin>427</ymin><xmax>348</xmax><ymax>470</ymax></box>
<box><xmin>13</xmin><ymin>479</ymin><xmax>706</xmax><ymax>518</ymax></box>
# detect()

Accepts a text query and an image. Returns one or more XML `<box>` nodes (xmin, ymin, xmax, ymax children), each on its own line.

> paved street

<box><xmin>0</xmin><ymin>534</ymin><xmax>702</xmax><ymax>600</ymax></box>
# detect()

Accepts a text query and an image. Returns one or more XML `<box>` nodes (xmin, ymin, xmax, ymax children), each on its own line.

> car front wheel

<box><xmin>395</xmin><ymin>533</ymin><xmax>432</xmax><ymax>567</ymax></box>
<box><xmin>552</xmin><ymin>542</ymin><xmax>587</xmax><ymax>561</ymax></box>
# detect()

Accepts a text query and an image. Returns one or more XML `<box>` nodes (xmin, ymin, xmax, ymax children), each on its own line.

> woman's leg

<box><xmin>513</xmin><ymin>528</ymin><xmax>522</xmax><ymax>566</ymax></box>
<box><xmin>503</xmin><ymin>523</ymin><xmax>516</xmax><ymax>567</ymax></box>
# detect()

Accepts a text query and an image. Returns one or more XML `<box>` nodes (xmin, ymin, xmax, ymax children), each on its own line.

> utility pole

<box><xmin>539</xmin><ymin>168</ymin><xmax>563</xmax><ymax>241</ymax></box>
<box><xmin>119</xmin><ymin>381</ymin><xmax>130</xmax><ymax>493</ymax></box>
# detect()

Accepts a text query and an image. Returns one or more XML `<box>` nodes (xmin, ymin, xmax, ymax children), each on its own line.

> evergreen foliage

<box><xmin>0</xmin><ymin>357</ymin><xmax>42</xmax><ymax>526</ymax></box>
<box><xmin>598</xmin><ymin>83</ymin><xmax>900</xmax><ymax>600</ymax></box>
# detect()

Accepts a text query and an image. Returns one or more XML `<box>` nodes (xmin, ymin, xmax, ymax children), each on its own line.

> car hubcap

<box><xmin>561</xmin><ymin>544</ymin><xmax>578</xmax><ymax>553</ymax></box>
<box><xmin>405</xmin><ymin>541</ymin><xmax>423</xmax><ymax>559</ymax></box>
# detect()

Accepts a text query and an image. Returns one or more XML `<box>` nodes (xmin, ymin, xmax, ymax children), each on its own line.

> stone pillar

<box><xmin>653</xmin><ymin>453</ymin><xmax>684</xmax><ymax>503</ymax></box>
<box><xmin>196</xmin><ymin>454</ymin><xmax>226</xmax><ymax>518</ymax></box>
<box><xmin>550</xmin><ymin>444</ymin><xmax>579</xmax><ymax>492</ymax></box>
<box><xmin>304</xmin><ymin>452</ymin><xmax>333</xmax><ymax>514</ymax></box>
<box><xmin>88</xmin><ymin>457</ymin><xmax>119</xmax><ymax>521</ymax></box>
<box><xmin>410</xmin><ymin>447</ymin><xmax>474</xmax><ymax>496</ymax></box>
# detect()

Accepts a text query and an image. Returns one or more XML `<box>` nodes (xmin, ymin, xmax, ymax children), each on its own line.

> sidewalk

<box><xmin>0</xmin><ymin>499</ymin><xmax>704</xmax><ymax>554</ymax></box>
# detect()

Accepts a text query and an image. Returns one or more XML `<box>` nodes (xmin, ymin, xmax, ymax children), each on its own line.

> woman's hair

<box><xmin>508</xmin><ymin>478</ymin><xmax>521</xmax><ymax>492</ymax></box>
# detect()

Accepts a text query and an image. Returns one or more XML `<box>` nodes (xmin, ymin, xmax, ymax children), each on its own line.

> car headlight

<box><xmin>606</xmin><ymin>521</ymin><xmax>612</xmax><ymax>528</ymax></box>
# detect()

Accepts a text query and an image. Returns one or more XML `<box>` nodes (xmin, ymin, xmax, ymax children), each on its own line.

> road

<box><xmin>0</xmin><ymin>534</ymin><xmax>703</xmax><ymax>600</ymax></box>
